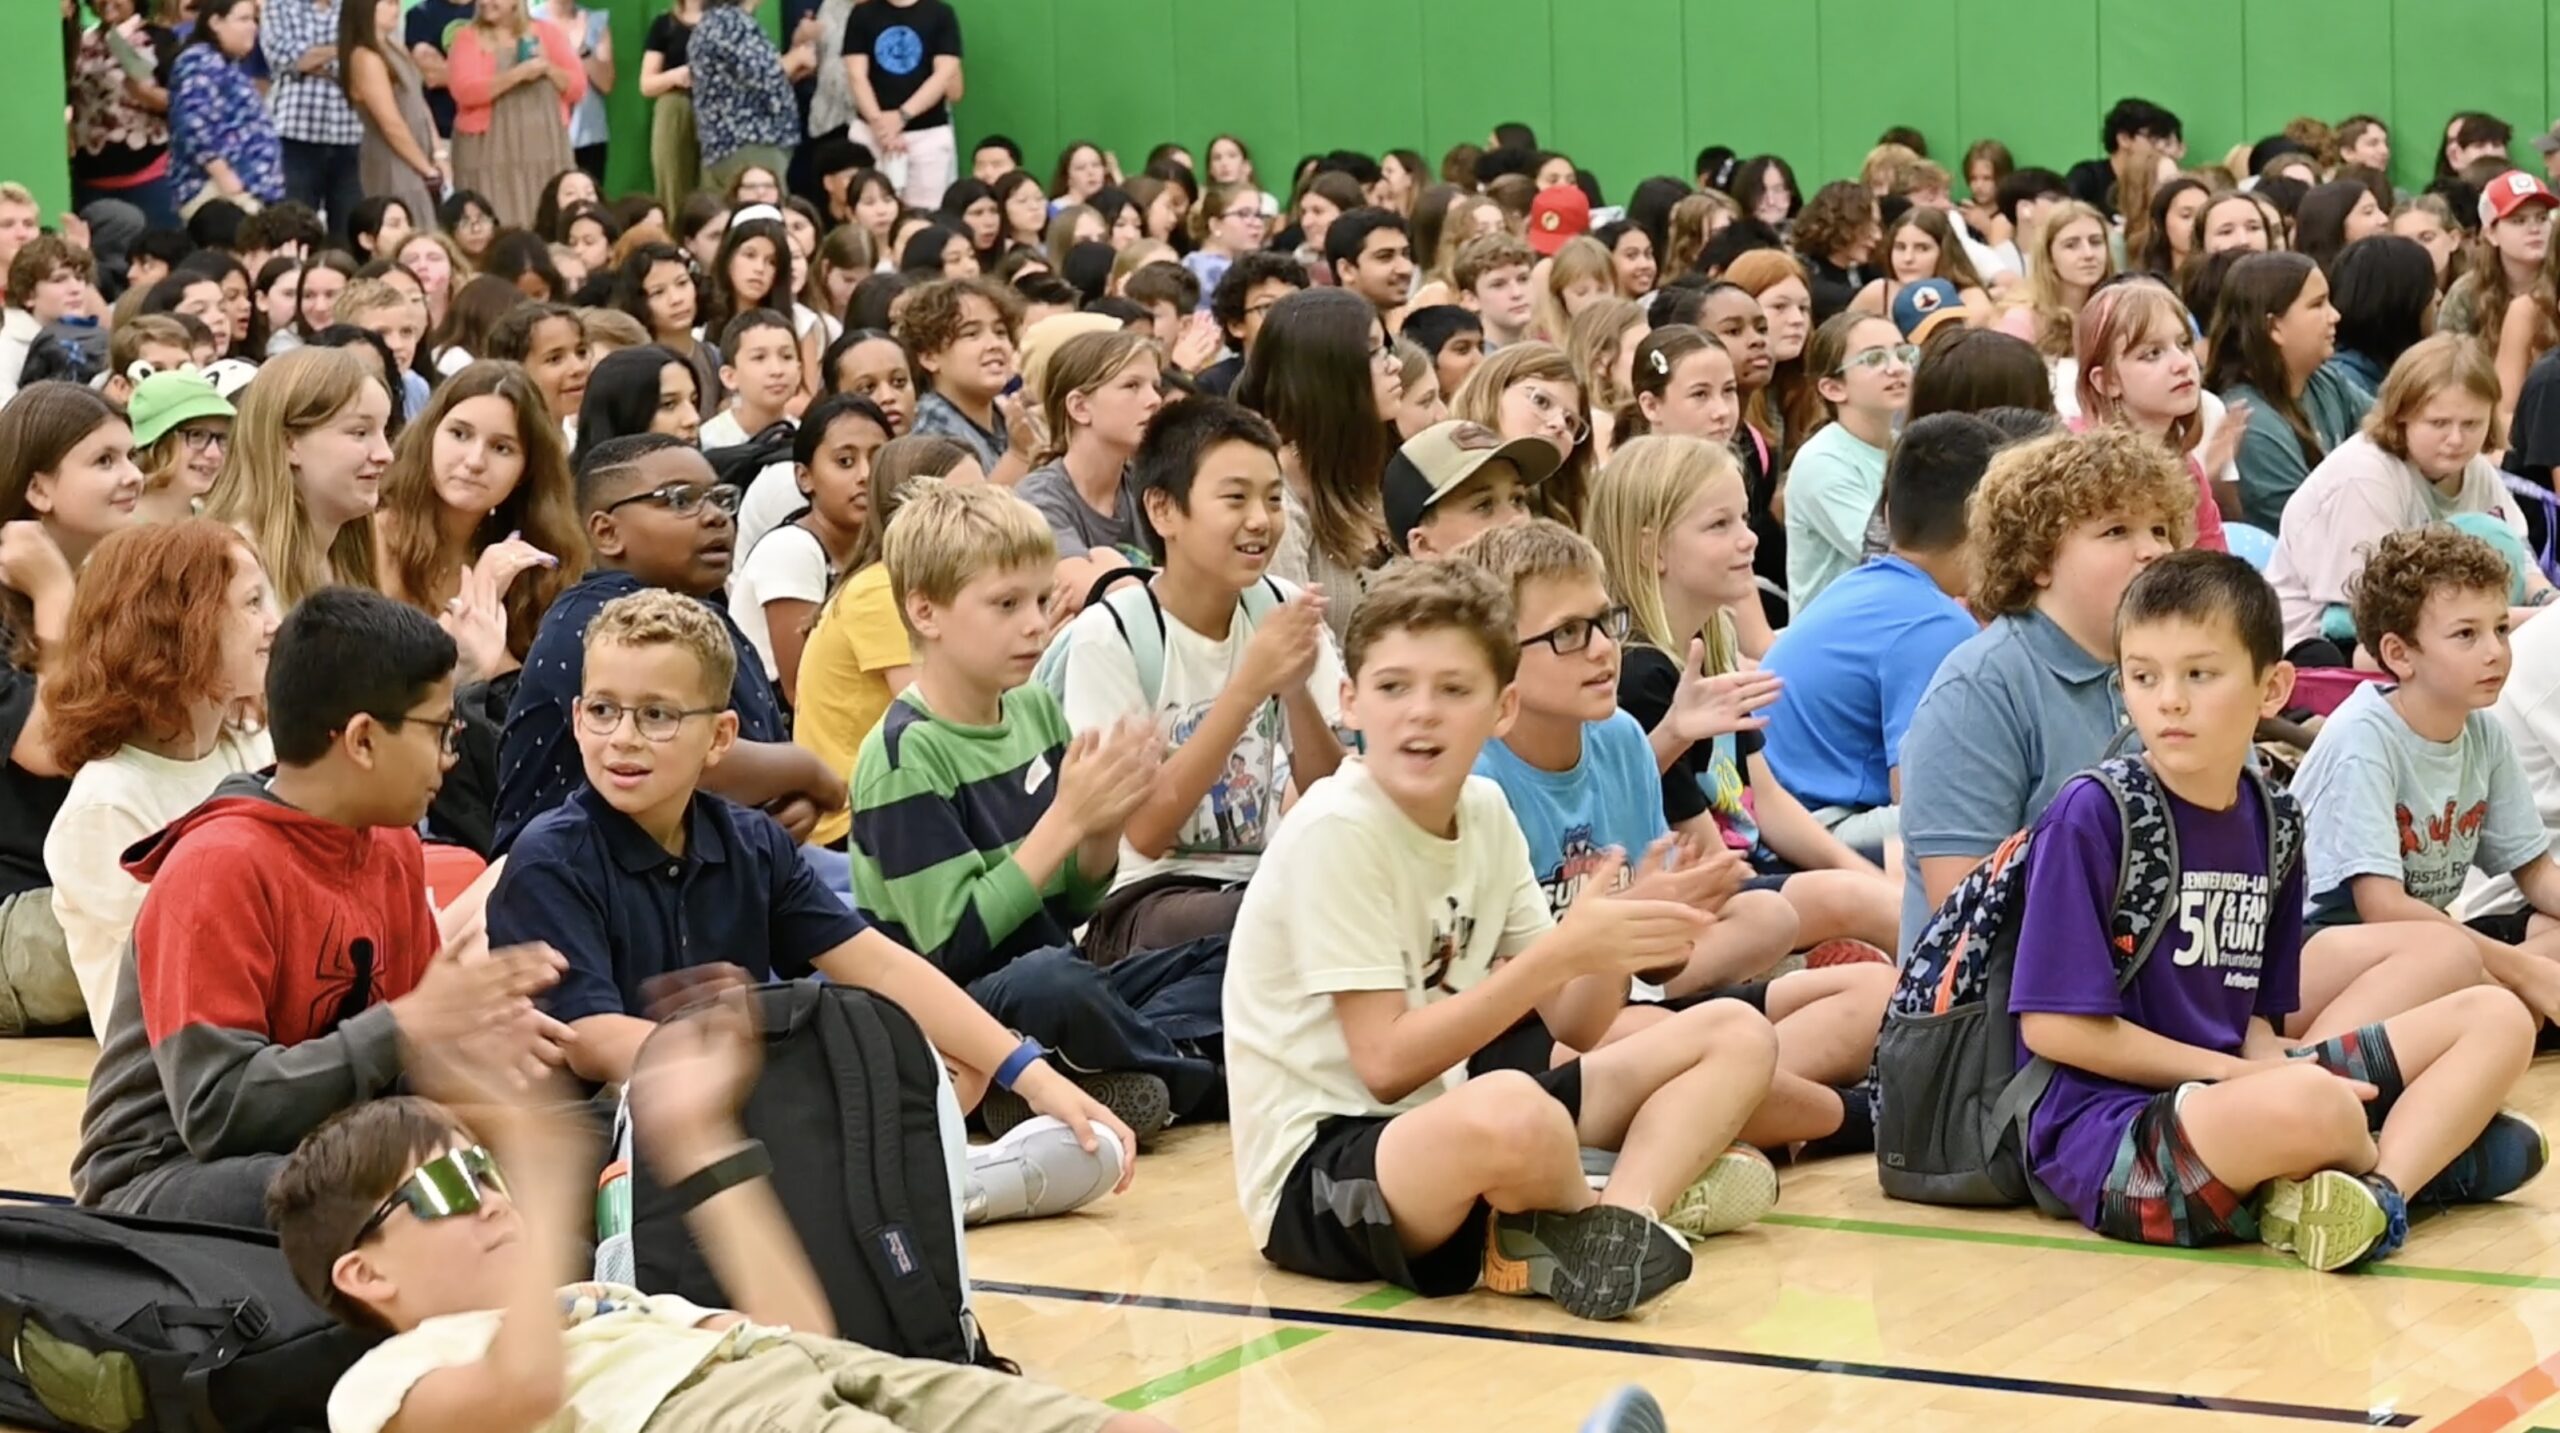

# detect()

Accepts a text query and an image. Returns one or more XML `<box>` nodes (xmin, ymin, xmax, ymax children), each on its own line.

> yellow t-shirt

<box><xmin>793</xmin><ymin>562</ymin><xmax>913</xmax><ymax>846</ymax></box>
<box><xmin>326</xmin><ymin>1283</ymin><xmax>784</xmax><ymax>1433</ymax></box>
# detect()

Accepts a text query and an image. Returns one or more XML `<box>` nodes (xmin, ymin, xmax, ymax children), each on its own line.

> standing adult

<box><xmin>69</xmin><ymin>0</ymin><xmax>183</xmax><ymax>230</ymax></box>
<box><xmin>691</xmin><ymin>0</ymin><xmax>801</xmax><ymax>198</ymax></box>
<box><xmin>446</xmin><ymin>0</ymin><xmax>584</xmax><ymax>230</ymax></box>
<box><xmin>339</xmin><ymin>0</ymin><xmax>441</xmax><ymax>237</ymax></box>
<box><xmin>639</xmin><ymin>0</ymin><xmax>705</xmax><ymax>218</ymax></box>
<box><xmin>169</xmin><ymin>0</ymin><xmax>285</xmax><ymax>219</ymax></box>
<box><xmin>541</xmin><ymin>0</ymin><xmax>616</xmax><ymax>181</ymax></box>
<box><xmin>845</xmin><ymin>0</ymin><xmax>963</xmax><ymax>210</ymax></box>
<box><xmin>262</xmin><ymin>0</ymin><xmax>367</xmax><ymax>243</ymax></box>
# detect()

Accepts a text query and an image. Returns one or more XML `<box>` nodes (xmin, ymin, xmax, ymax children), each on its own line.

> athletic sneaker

<box><xmin>1663</xmin><ymin>1143</ymin><xmax>1780</xmax><ymax>1241</ymax></box>
<box><xmin>2257</xmin><ymin>1171</ymin><xmax>2408</xmax><ymax>1271</ymax></box>
<box><xmin>2416</xmin><ymin>1110</ymin><xmax>2548</xmax><ymax>1207</ymax></box>
<box><xmin>979</xmin><ymin>1070</ymin><xmax>1173</xmax><ymax>1146</ymax></box>
<box><xmin>1482</xmin><ymin>1204</ymin><xmax>1693</xmax><ymax>1320</ymax></box>
<box><xmin>964</xmin><ymin>1117</ymin><xmax>1125</xmax><ymax>1226</ymax></box>
<box><xmin>1579</xmin><ymin>1385</ymin><xmax>1668</xmax><ymax>1433</ymax></box>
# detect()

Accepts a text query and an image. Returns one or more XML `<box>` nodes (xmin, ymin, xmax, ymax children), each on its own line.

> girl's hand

<box><xmin>0</xmin><ymin>521</ymin><xmax>73</xmax><ymax>605</ymax></box>
<box><xmin>439</xmin><ymin>564</ymin><xmax>511</xmax><ymax>684</ymax></box>
<box><xmin>2197</xmin><ymin>398</ymin><xmax>2250</xmax><ymax>479</ymax></box>
<box><xmin>473</xmin><ymin>530</ymin><xmax>559</xmax><ymax>596</ymax></box>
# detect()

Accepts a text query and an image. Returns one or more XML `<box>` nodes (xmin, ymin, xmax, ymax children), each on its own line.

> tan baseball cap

<box><xmin>1383</xmin><ymin>420</ymin><xmax>1563</xmax><ymax>553</ymax></box>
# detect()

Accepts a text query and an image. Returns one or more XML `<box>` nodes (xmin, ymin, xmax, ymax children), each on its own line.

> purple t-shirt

<box><xmin>2008</xmin><ymin>771</ymin><xmax>2305</xmax><ymax>1227</ymax></box>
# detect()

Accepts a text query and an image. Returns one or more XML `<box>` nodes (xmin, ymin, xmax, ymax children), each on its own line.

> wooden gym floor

<box><xmin>17</xmin><ymin>1038</ymin><xmax>2560</xmax><ymax>1432</ymax></box>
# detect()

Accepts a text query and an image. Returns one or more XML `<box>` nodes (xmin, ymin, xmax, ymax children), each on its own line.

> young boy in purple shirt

<box><xmin>2010</xmin><ymin>551</ymin><xmax>2543</xmax><ymax>1271</ymax></box>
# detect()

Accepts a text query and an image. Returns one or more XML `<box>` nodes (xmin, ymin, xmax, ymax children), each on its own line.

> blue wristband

<box><xmin>993</xmin><ymin>1037</ymin><xmax>1045</xmax><ymax>1091</ymax></box>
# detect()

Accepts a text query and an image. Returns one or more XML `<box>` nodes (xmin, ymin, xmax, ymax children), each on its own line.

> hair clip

<box><xmin>1647</xmin><ymin>349</ymin><xmax>1671</xmax><ymax>375</ymax></box>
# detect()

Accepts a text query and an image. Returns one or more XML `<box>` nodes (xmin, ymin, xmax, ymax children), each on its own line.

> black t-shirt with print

<box><xmin>0</xmin><ymin>659</ymin><xmax>70</xmax><ymax>900</ymax></box>
<box><xmin>1618</xmin><ymin>643</ymin><xmax>1761</xmax><ymax>830</ymax></box>
<box><xmin>845</xmin><ymin>0</ymin><xmax>960</xmax><ymax>129</ymax></box>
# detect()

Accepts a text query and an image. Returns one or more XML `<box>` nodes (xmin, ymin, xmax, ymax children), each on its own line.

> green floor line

<box><xmin>0</xmin><ymin>1071</ymin><xmax>86</xmax><ymax>1089</ymax></box>
<box><xmin>1100</xmin><ymin>1285</ymin><xmax>1417</xmax><ymax>1409</ymax></box>
<box><xmin>1763</xmin><ymin>1211</ymin><xmax>2560</xmax><ymax>1291</ymax></box>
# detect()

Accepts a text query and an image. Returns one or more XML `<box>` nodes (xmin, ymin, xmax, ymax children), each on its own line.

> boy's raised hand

<box><xmin>1054</xmin><ymin>716</ymin><xmax>1161</xmax><ymax>838</ymax></box>
<box><xmin>630</xmin><ymin>965</ymin><xmax>765</xmax><ymax>1170</ymax></box>
<box><xmin>396</xmin><ymin>941</ymin><xmax>577</xmax><ymax>1095</ymax></box>
<box><xmin>1663</xmin><ymin>637</ymin><xmax>1782</xmax><ymax>744</ymax></box>
<box><xmin>1620</xmin><ymin>832</ymin><xmax>1745</xmax><ymax>915</ymax></box>
<box><xmin>1238</xmin><ymin>586</ymin><xmax>1328</xmax><ymax>700</ymax></box>
<box><xmin>1556</xmin><ymin>848</ymin><xmax>1715</xmax><ymax>978</ymax></box>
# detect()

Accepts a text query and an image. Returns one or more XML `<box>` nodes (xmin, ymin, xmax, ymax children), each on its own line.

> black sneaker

<box><xmin>979</xmin><ymin>1070</ymin><xmax>1173</xmax><ymax>1146</ymax></box>
<box><xmin>1481</xmin><ymin>1204</ymin><xmax>1693</xmax><ymax>1320</ymax></box>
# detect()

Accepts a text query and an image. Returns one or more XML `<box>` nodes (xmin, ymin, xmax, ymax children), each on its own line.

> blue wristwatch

<box><xmin>993</xmin><ymin>1037</ymin><xmax>1046</xmax><ymax>1091</ymax></box>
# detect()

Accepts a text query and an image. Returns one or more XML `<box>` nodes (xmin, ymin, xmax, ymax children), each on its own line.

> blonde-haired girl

<box><xmin>1564</xmin><ymin>296</ymin><xmax>1646</xmax><ymax>464</ymax></box>
<box><xmin>1532</xmin><ymin>235</ymin><xmax>1616</xmax><ymax>344</ymax></box>
<box><xmin>1450</xmin><ymin>341</ymin><xmax>1593</xmax><ymax>526</ymax></box>
<box><xmin>1584</xmin><ymin>434</ymin><xmax>1901</xmax><ymax>956</ymax></box>
<box><xmin>1996</xmin><ymin>199</ymin><xmax>2115</xmax><ymax>361</ymax></box>
<box><xmin>203</xmin><ymin>346</ymin><xmax>394</xmax><ymax>608</ymax></box>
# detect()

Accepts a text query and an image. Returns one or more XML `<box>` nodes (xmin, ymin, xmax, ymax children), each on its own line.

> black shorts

<box><xmin>1667</xmin><ymin>980</ymin><xmax>1774</xmax><ymax>1014</ymax></box>
<box><xmin>1260</xmin><ymin>1062</ymin><xmax>1585</xmax><ymax>1296</ymax></box>
<box><xmin>2469</xmin><ymin>909</ymin><xmax>2537</xmax><ymax>945</ymax></box>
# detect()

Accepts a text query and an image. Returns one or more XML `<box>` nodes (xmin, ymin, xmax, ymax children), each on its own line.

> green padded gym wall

<box><xmin>1</xmin><ymin>5</ymin><xmax>72</xmax><ymax>220</ymax></box>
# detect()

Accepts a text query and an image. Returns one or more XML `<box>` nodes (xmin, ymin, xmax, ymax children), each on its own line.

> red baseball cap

<box><xmin>2481</xmin><ymin>170</ymin><xmax>2559</xmax><ymax>225</ymax></box>
<box><xmin>1526</xmin><ymin>185</ymin><xmax>1592</xmax><ymax>256</ymax></box>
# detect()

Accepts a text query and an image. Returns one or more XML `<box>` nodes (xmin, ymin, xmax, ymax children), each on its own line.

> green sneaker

<box><xmin>1662</xmin><ymin>1144</ymin><xmax>1780</xmax><ymax>1241</ymax></box>
<box><xmin>2256</xmin><ymin>1170</ymin><xmax>2401</xmax><ymax>1271</ymax></box>
<box><xmin>1481</xmin><ymin>1204</ymin><xmax>1693</xmax><ymax>1320</ymax></box>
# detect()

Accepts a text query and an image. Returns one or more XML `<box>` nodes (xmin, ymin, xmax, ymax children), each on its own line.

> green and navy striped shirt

<box><xmin>849</xmin><ymin>684</ymin><xmax>1113</xmax><ymax>984</ymax></box>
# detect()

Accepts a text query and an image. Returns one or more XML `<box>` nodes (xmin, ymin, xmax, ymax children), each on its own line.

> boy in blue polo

<box><xmin>1762</xmin><ymin>412</ymin><xmax>1995</xmax><ymax>853</ymax></box>
<box><xmin>496</xmin><ymin>434</ymin><xmax>846</xmax><ymax>854</ymax></box>
<box><xmin>489</xmin><ymin>586</ymin><xmax>1136</xmax><ymax>1222</ymax></box>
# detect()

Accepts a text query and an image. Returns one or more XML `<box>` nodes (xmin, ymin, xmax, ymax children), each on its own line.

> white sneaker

<box><xmin>964</xmin><ymin>1116</ymin><xmax>1124</xmax><ymax>1226</ymax></box>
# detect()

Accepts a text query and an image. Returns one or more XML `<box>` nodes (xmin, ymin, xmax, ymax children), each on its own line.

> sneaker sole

<box><xmin>2259</xmin><ymin>1170</ymin><xmax>2387</xmax><ymax>1272</ymax></box>
<box><xmin>1804</xmin><ymin>939</ymin><xmax>1891</xmax><ymax>968</ymax></box>
<box><xmin>1663</xmin><ymin>1145</ymin><xmax>1780</xmax><ymax>1241</ymax></box>
<box><xmin>1074</xmin><ymin>1070</ymin><xmax>1174</xmax><ymax>1145</ymax></box>
<box><xmin>1482</xmin><ymin>1205</ymin><xmax>1694</xmax><ymax>1320</ymax></box>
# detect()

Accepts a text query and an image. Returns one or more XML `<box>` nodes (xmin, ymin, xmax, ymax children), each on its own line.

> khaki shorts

<box><xmin>0</xmin><ymin>887</ymin><xmax>83</xmax><ymax>1036</ymax></box>
<box><xmin>650</xmin><ymin>1332</ymin><xmax>1117</xmax><ymax>1433</ymax></box>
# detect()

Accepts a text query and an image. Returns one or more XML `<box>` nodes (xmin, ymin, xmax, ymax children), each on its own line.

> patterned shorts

<box><xmin>2095</xmin><ymin>1022</ymin><xmax>2403</xmax><ymax>1247</ymax></box>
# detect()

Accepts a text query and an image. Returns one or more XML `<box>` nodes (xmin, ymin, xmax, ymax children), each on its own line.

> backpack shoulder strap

<box><xmin>1239</xmin><ymin>576</ymin><xmax>1287</xmax><ymax>624</ymax></box>
<box><xmin>2086</xmin><ymin>755</ymin><xmax>2182</xmax><ymax>991</ymax></box>
<box><xmin>1097</xmin><ymin>580</ymin><xmax>1170</xmax><ymax>709</ymax></box>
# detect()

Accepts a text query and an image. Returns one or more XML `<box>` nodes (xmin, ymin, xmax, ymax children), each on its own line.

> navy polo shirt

<box><xmin>494</xmin><ymin>570</ymin><xmax>788</xmax><ymax>853</ymax></box>
<box><xmin>493</xmin><ymin>785</ymin><xmax>869</xmax><ymax>1025</ymax></box>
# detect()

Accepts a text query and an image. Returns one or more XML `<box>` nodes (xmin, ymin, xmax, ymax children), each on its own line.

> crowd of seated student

<box><xmin>28</xmin><ymin>85</ymin><xmax>2560</xmax><ymax>1431</ymax></box>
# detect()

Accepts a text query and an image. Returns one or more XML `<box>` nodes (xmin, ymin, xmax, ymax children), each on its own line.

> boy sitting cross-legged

<box><xmin>850</xmin><ymin>483</ymin><xmax>1224</xmax><ymax>1142</ymax></box>
<box><xmin>1058</xmin><ymin>396</ymin><xmax>1347</xmax><ymax>965</ymax></box>
<box><xmin>495</xmin><ymin>435</ymin><xmax>847</xmax><ymax>855</ymax></box>
<box><xmin>488</xmin><ymin>586</ymin><xmax>1136</xmax><ymax>1220</ymax></box>
<box><xmin>2014</xmin><ymin>550</ymin><xmax>2540</xmax><ymax>1271</ymax></box>
<box><xmin>1225</xmin><ymin>559</ymin><xmax>1783</xmax><ymax>1322</ymax></box>
<box><xmin>271</xmin><ymin>975</ymin><xmax>1175</xmax><ymax>1433</ymax></box>
<box><xmin>75</xmin><ymin>589</ymin><xmax>567</xmax><ymax>1226</ymax></box>
<box><xmin>1460</xmin><ymin>521</ymin><xmax>1888</xmax><ymax>1158</ymax></box>
<box><xmin>2292</xmin><ymin>526</ymin><xmax>2560</xmax><ymax>1025</ymax></box>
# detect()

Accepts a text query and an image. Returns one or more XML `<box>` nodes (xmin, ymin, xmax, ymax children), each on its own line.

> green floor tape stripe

<box><xmin>1763</xmin><ymin>1211</ymin><xmax>2560</xmax><ymax>1291</ymax></box>
<box><xmin>1101</xmin><ymin>1285</ymin><xmax>1417</xmax><ymax>1409</ymax></box>
<box><xmin>0</xmin><ymin>1071</ymin><xmax>86</xmax><ymax>1089</ymax></box>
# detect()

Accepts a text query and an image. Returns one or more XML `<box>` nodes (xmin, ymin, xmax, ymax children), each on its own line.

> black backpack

<box><xmin>704</xmin><ymin>419</ymin><xmax>797</xmax><ymax>493</ymax></box>
<box><xmin>623</xmin><ymin>982</ymin><xmax>994</xmax><ymax>1366</ymax></box>
<box><xmin>0</xmin><ymin>1207</ymin><xmax>379</xmax><ymax>1433</ymax></box>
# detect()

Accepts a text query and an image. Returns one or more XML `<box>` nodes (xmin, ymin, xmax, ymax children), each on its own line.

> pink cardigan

<box><xmin>445</xmin><ymin>20</ymin><xmax>586</xmax><ymax>135</ymax></box>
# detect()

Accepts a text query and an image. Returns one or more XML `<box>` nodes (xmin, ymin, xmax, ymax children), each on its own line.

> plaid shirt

<box><xmin>260</xmin><ymin>0</ymin><xmax>363</xmax><ymax>146</ymax></box>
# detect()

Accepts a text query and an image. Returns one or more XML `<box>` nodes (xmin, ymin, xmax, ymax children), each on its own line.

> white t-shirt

<box><xmin>1055</xmin><ymin>574</ymin><xmax>1344</xmax><ymax>888</ymax></box>
<box><xmin>728</xmin><ymin>523</ymin><xmax>832</xmax><ymax>681</ymax></box>
<box><xmin>327</xmin><ymin>1283</ymin><xmax>776</xmax><ymax>1433</ymax></box>
<box><xmin>45</xmin><ymin>729</ymin><xmax>273</xmax><ymax>1033</ymax></box>
<box><xmin>2476</xmin><ymin>604</ymin><xmax>2560</xmax><ymax>917</ymax></box>
<box><xmin>1223</xmin><ymin>760</ymin><xmax>1556</xmax><ymax>1246</ymax></box>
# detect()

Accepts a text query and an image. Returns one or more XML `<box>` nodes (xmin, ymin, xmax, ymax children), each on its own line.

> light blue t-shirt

<box><xmin>2291</xmin><ymin>680</ymin><xmax>2550</xmax><ymax>921</ymax></box>
<box><xmin>1762</xmin><ymin>555</ymin><xmax>1977</xmax><ymax>813</ymax></box>
<box><xmin>1896</xmin><ymin>609</ymin><xmax>2125</xmax><ymax>957</ymax></box>
<box><xmin>1473</xmin><ymin>709</ymin><xmax>1667</xmax><ymax>917</ymax></box>
<box><xmin>1783</xmin><ymin>420</ymin><xmax>1890</xmax><ymax>613</ymax></box>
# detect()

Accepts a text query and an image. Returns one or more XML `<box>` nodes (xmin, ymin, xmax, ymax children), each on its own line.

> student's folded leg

<box><xmin>964</xmin><ymin>948</ymin><xmax>1217</xmax><ymax>1131</ymax></box>
<box><xmin>2302</xmin><ymin>988</ymin><xmax>2537</xmax><ymax>1199</ymax></box>
<box><xmin>2141</xmin><ymin>1066</ymin><xmax>2376</xmax><ymax>1239</ymax></box>
<box><xmin>1775</xmin><ymin>869</ymin><xmax>1898</xmax><ymax>952</ymax></box>
<box><xmin>1658</xmin><ymin>889</ymin><xmax>1796</xmax><ymax>998</ymax></box>
<box><xmin>1758</xmin><ymin>964</ymin><xmax>1893</xmax><ymax>1086</ymax></box>
<box><xmin>2289</xmin><ymin>922</ymin><xmax>2483</xmax><ymax>1043</ymax></box>
<box><xmin>1571</xmin><ymin>1001</ymin><xmax>1777</xmax><ymax>1220</ymax></box>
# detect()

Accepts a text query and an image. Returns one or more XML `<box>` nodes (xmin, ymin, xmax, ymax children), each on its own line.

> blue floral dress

<box><xmin>170</xmin><ymin>46</ymin><xmax>284</xmax><ymax>206</ymax></box>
